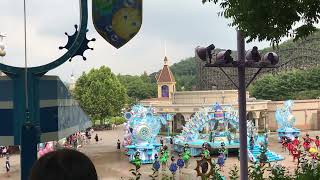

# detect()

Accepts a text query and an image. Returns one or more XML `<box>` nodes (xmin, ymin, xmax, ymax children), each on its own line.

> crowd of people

<box><xmin>281</xmin><ymin>133</ymin><xmax>320</xmax><ymax>162</ymax></box>
<box><xmin>65</xmin><ymin>128</ymin><xmax>97</xmax><ymax>149</ymax></box>
<box><xmin>131</xmin><ymin>137</ymin><xmax>229</xmax><ymax>178</ymax></box>
<box><xmin>131</xmin><ymin>137</ymin><xmax>191</xmax><ymax>178</ymax></box>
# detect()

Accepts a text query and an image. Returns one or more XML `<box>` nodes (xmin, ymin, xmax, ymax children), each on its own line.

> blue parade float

<box><xmin>123</xmin><ymin>105</ymin><xmax>166</xmax><ymax>164</ymax></box>
<box><xmin>174</xmin><ymin>103</ymin><xmax>284</xmax><ymax>163</ymax></box>
<box><xmin>275</xmin><ymin>100</ymin><xmax>300</xmax><ymax>141</ymax></box>
<box><xmin>174</xmin><ymin>103</ymin><xmax>241</xmax><ymax>156</ymax></box>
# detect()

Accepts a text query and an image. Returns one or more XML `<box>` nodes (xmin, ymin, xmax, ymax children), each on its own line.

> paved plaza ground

<box><xmin>1</xmin><ymin>126</ymin><xmax>319</xmax><ymax>180</ymax></box>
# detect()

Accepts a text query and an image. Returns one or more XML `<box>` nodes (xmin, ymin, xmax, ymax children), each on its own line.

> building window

<box><xmin>161</xmin><ymin>85</ymin><xmax>169</xmax><ymax>97</ymax></box>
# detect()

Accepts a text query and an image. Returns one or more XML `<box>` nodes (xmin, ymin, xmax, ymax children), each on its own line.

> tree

<box><xmin>170</xmin><ymin>57</ymin><xmax>197</xmax><ymax>91</ymax></box>
<box><xmin>249</xmin><ymin>67</ymin><xmax>320</xmax><ymax>100</ymax></box>
<box><xmin>73</xmin><ymin>66</ymin><xmax>127</xmax><ymax>125</ymax></box>
<box><xmin>202</xmin><ymin>0</ymin><xmax>320</xmax><ymax>46</ymax></box>
<box><xmin>118</xmin><ymin>74</ymin><xmax>157</xmax><ymax>104</ymax></box>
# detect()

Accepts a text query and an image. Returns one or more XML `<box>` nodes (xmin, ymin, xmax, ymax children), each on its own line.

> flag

<box><xmin>92</xmin><ymin>0</ymin><xmax>143</xmax><ymax>48</ymax></box>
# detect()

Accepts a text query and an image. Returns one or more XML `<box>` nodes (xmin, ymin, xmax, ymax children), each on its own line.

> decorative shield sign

<box><xmin>92</xmin><ymin>0</ymin><xmax>143</xmax><ymax>49</ymax></box>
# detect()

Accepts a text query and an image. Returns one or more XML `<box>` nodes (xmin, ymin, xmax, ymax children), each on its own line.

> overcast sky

<box><xmin>0</xmin><ymin>0</ymin><xmax>272</xmax><ymax>82</ymax></box>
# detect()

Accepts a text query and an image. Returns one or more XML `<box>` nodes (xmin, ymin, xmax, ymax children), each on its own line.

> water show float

<box><xmin>174</xmin><ymin>103</ymin><xmax>284</xmax><ymax>163</ymax></box>
<box><xmin>174</xmin><ymin>103</ymin><xmax>241</xmax><ymax>156</ymax></box>
<box><xmin>123</xmin><ymin>105</ymin><xmax>166</xmax><ymax>164</ymax></box>
<box><xmin>275</xmin><ymin>100</ymin><xmax>300</xmax><ymax>141</ymax></box>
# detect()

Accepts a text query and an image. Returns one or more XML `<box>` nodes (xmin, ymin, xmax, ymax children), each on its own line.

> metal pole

<box><xmin>237</xmin><ymin>30</ymin><xmax>248</xmax><ymax>180</ymax></box>
<box><xmin>21</xmin><ymin>73</ymin><xmax>39</xmax><ymax>180</ymax></box>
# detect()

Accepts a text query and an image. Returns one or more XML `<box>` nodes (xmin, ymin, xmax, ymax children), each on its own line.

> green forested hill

<box><xmin>150</xmin><ymin>30</ymin><xmax>320</xmax><ymax>92</ymax></box>
<box><xmin>121</xmin><ymin>30</ymin><xmax>320</xmax><ymax>101</ymax></box>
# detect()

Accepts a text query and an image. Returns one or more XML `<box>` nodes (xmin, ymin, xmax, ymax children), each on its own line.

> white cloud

<box><xmin>0</xmin><ymin>0</ymin><xmax>271</xmax><ymax>82</ymax></box>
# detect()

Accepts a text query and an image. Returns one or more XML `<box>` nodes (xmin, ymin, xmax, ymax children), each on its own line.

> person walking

<box><xmin>95</xmin><ymin>134</ymin><xmax>99</xmax><ymax>143</ymax></box>
<box><xmin>177</xmin><ymin>154</ymin><xmax>184</xmax><ymax>173</ymax></box>
<box><xmin>5</xmin><ymin>155</ymin><xmax>10</xmax><ymax>177</ymax></box>
<box><xmin>169</xmin><ymin>156</ymin><xmax>178</xmax><ymax>178</ymax></box>
<box><xmin>117</xmin><ymin>139</ymin><xmax>121</xmax><ymax>150</ymax></box>
<box><xmin>160</xmin><ymin>137</ymin><xmax>164</xmax><ymax>146</ymax></box>
<box><xmin>217</xmin><ymin>153</ymin><xmax>225</xmax><ymax>172</ymax></box>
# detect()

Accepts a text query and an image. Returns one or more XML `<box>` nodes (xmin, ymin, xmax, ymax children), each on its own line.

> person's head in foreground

<box><xmin>29</xmin><ymin>149</ymin><xmax>97</xmax><ymax>180</ymax></box>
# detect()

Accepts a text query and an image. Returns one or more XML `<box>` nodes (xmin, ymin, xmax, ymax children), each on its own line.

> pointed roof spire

<box><xmin>164</xmin><ymin>56</ymin><xmax>168</xmax><ymax>65</ymax></box>
<box><xmin>157</xmin><ymin>56</ymin><xmax>175</xmax><ymax>83</ymax></box>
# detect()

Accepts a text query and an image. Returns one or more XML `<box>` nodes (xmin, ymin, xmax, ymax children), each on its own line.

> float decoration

<box><xmin>174</xmin><ymin>103</ymin><xmax>283</xmax><ymax>163</ymax></box>
<box><xmin>123</xmin><ymin>104</ymin><xmax>166</xmax><ymax>164</ymax></box>
<box><xmin>174</xmin><ymin>103</ymin><xmax>241</xmax><ymax>156</ymax></box>
<box><xmin>275</xmin><ymin>100</ymin><xmax>300</xmax><ymax>141</ymax></box>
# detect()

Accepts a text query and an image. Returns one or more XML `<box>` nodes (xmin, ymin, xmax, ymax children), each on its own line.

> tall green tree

<box><xmin>74</xmin><ymin>66</ymin><xmax>127</xmax><ymax>124</ymax></box>
<box><xmin>118</xmin><ymin>74</ymin><xmax>157</xmax><ymax>104</ymax></box>
<box><xmin>202</xmin><ymin>0</ymin><xmax>320</xmax><ymax>46</ymax></box>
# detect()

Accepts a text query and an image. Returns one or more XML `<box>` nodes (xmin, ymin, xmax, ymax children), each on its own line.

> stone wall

<box><xmin>266</xmin><ymin>99</ymin><xmax>320</xmax><ymax>131</ymax></box>
<box><xmin>173</xmin><ymin>90</ymin><xmax>249</xmax><ymax>105</ymax></box>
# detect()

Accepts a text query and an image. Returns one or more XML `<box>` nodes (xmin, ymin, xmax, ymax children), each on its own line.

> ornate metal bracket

<box><xmin>0</xmin><ymin>0</ymin><xmax>89</xmax><ymax>76</ymax></box>
<box><xmin>59</xmin><ymin>25</ymin><xmax>95</xmax><ymax>61</ymax></box>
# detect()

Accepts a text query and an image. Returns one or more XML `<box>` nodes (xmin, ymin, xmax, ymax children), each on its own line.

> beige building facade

<box><xmin>141</xmin><ymin>57</ymin><xmax>320</xmax><ymax>133</ymax></box>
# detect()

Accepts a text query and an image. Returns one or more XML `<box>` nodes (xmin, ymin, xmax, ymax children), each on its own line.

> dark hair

<box><xmin>29</xmin><ymin>149</ymin><xmax>97</xmax><ymax>180</ymax></box>
<box><xmin>171</xmin><ymin>156</ymin><xmax>175</xmax><ymax>161</ymax></box>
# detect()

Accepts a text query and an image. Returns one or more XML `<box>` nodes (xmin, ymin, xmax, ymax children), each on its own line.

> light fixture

<box><xmin>195</xmin><ymin>44</ymin><xmax>215</xmax><ymax>64</ymax></box>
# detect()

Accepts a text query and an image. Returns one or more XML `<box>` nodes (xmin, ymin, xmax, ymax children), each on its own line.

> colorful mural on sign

<box><xmin>92</xmin><ymin>0</ymin><xmax>143</xmax><ymax>48</ymax></box>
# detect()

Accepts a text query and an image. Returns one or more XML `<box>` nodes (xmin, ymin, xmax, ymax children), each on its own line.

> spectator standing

<box><xmin>2</xmin><ymin>146</ymin><xmax>7</xmax><ymax>156</ymax></box>
<box><xmin>0</xmin><ymin>146</ymin><xmax>3</xmax><ymax>158</ymax></box>
<box><xmin>5</xmin><ymin>155</ymin><xmax>10</xmax><ymax>177</ymax></box>
<box><xmin>117</xmin><ymin>139</ymin><xmax>121</xmax><ymax>150</ymax></box>
<box><xmin>217</xmin><ymin>153</ymin><xmax>225</xmax><ymax>172</ymax></box>
<box><xmin>90</xmin><ymin>128</ymin><xmax>94</xmax><ymax>135</ymax></box>
<box><xmin>95</xmin><ymin>134</ymin><xmax>99</xmax><ymax>143</ymax></box>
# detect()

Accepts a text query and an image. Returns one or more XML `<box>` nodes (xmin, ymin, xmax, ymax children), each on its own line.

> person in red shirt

<box><xmin>287</xmin><ymin>142</ymin><xmax>295</xmax><ymax>155</ymax></box>
<box><xmin>292</xmin><ymin>136</ymin><xmax>300</xmax><ymax>147</ymax></box>
<box><xmin>315</xmin><ymin>136</ymin><xmax>320</xmax><ymax>150</ymax></box>
<box><xmin>291</xmin><ymin>147</ymin><xmax>301</xmax><ymax>163</ymax></box>
<box><xmin>303</xmin><ymin>135</ymin><xmax>312</xmax><ymax>151</ymax></box>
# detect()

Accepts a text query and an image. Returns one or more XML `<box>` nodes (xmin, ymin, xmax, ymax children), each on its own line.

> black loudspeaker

<box><xmin>195</xmin><ymin>46</ymin><xmax>208</xmax><ymax>61</ymax></box>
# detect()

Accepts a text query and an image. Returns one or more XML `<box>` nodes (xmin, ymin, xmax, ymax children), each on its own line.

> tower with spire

<box><xmin>68</xmin><ymin>73</ymin><xmax>76</xmax><ymax>90</ymax></box>
<box><xmin>156</xmin><ymin>56</ymin><xmax>176</xmax><ymax>99</ymax></box>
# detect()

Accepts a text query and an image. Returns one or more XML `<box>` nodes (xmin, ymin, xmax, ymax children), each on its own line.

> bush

<box><xmin>111</xmin><ymin>116</ymin><xmax>126</xmax><ymax>125</ymax></box>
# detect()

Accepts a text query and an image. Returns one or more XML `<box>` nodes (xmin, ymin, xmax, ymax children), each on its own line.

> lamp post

<box><xmin>195</xmin><ymin>30</ymin><xmax>279</xmax><ymax>180</ymax></box>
